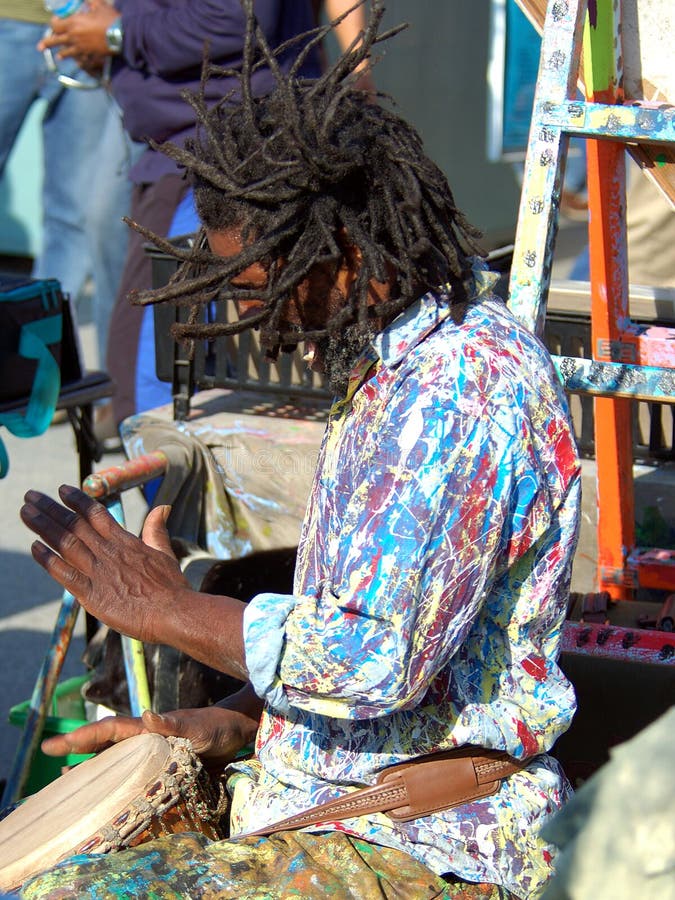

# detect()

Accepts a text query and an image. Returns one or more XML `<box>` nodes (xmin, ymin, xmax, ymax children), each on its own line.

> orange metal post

<box><xmin>588</xmin><ymin>139</ymin><xmax>635</xmax><ymax>598</ymax></box>
<box><xmin>585</xmin><ymin>1</ymin><xmax>635</xmax><ymax>599</ymax></box>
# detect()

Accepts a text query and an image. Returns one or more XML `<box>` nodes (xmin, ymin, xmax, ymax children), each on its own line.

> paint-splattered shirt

<box><xmin>235</xmin><ymin>268</ymin><xmax>581</xmax><ymax>897</ymax></box>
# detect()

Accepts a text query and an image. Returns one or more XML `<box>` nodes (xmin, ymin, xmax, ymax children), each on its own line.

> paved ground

<box><xmin>1</xmin><ymin>218</ymin><xmax>673</xmax><ymax>792</ymax></box>
<box><xmin>0</xmin><ymin>297</ymin><xmax>147</xmax><ymax>787</ymax></box>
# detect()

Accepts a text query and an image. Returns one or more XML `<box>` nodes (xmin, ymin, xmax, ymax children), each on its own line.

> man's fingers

<box><xmin>141</xmin><ymin>710</ymin><xmax>199</xmax><ymax>743</ymax></box>
<box><xmin>54</xmin><ymin>46</ymin><xmax>78</xmax><ymax>61</ymax></box>
<box><xmin>30</xmin><ymin>540</ymin><xmax>91</xmax><ymax>597</ymax></box>
<box><xmin>41</xmin><ymin>716</ymin><xmax>145</xmax><ymax>757</ymax></box>
<box><xmin>140</xmin><ymin>708</ymin><xmax>249</xmax><ymax>762</ymax></box>
<box><xmin>24</xmin><ymin>489</ymin><xmax>79</xmax><ymax>531</ymax></box>
<box><xmin>141</xmin><ymin>710</ymin><xmax>177</xmax><ymax>735</ymax></box>
<box><xmin>22</xmin><ymin>487</ymin><xmax>128</xmax><ymax>561</ymax></box>
<box><xmin>40</xmin><ymin>29</ymin><xmax>63</xmax><ymax>47</ymax></box>
<box><xmin>41</xmin><ymin>709</ymin><xmax>225</xmax><ymax>759</ymax></box>
<box><xmin>58</xmin><ymin>487</ymin><xmax>172</xmax><ymax>563</ymax></box>
<box><xmin>141</xmin><ymin>506</ymin><xmax>175</xmax><ymax>558</ymax></box>
<box><xmin>21</xmin><ymin>497</ymin><xmax>97</xmax><ymax>575</ymax></box>
<box><xmin>58</xmin><ymin>485</ymin><xmax>126</xmax><ymax>539</ymax></box>
<box><xmin>141</xmin><ymin>710</ymin><xmax>212</xmax><ymax>756</ymax></box>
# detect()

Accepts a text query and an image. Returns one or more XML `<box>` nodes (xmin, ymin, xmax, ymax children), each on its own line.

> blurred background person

<box><xmin>0</xmin><ymin>1</ymin><xmax>134</xmax><ymax>373</ymax></box>
<box><xmin>41</xmin><ymin>0</ymin><xmax>324</xmax><ymax>439</ymax></box>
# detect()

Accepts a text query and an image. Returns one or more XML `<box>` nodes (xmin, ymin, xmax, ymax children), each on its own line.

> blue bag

<box><xmin>0</xmin><ymin>276</ymin><xmax>64</xmax><ymax>478</ymax></box>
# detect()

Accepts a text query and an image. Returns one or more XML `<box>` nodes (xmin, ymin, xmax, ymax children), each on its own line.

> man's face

<box><xmin>205</xmin><ymin>227</ymin><xmax>272</xmax><ymax>323</ymax></box>
<box><xmin>207</xmin><ymin>227</ymin><xmax>349</xmax><ymax>368</ymax></box>
<box><xmin>206</xmin><ymin>226</ymin><xmax>377</xmax><ymax>395</ymax></box>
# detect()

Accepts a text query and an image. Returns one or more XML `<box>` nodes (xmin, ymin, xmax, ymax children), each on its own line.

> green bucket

<box><xmin>8</xmin><ymin>673</ymin><xmax>94</xmax><ymax>797</ymax></box>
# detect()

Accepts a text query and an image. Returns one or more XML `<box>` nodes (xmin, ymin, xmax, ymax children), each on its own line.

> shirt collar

<box><xmin>332</xmin><ymin>257</ymin><xmax>500</xmax><ymax>410</ymax></box>
<box><xmin>371</xmin><ymin>256</ymin><xmax>500</xmax><ymax>369</ymax></box>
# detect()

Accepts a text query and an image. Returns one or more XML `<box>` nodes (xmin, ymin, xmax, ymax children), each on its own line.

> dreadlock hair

<box><xmin>129</xmin><ymin>0</ymin><xmax>484</xmax><ymax>357</ymax></box>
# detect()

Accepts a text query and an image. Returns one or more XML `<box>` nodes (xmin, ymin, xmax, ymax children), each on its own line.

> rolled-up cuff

<box><xmin>243</xmin><ymin>592</ymin><xmax>298</xmax><ymax>714</ymax></box>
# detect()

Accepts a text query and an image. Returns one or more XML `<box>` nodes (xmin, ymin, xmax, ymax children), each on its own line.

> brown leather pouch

<box><xmin>376</xmin><ymin>746</ymin><xmax>523</xmax><ymax>822</ymax></box>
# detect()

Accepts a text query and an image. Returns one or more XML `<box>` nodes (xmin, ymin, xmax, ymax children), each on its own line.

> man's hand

<box><xmin>42</xmin><ymin>688</ymin><xmax>263</xmax><ymax>773</ymax></box>
<box><xmin>38</xmin><ymin>0</ymin><xmax>119</xmax><ymax>70</ymax></box>
<box><xmin>21</xmin><ymin>484</ymin><xmax>249</xmax><ymax>679</ymax></box>
<box><xmin>42</xmin><ymin>707</ymin><xmax>253</xmax><ymax>761</ymax></box>
<box><xmin>21</xmin><ymin>486</ymin><xmax>189</xmax><ymax>646</ymax></box>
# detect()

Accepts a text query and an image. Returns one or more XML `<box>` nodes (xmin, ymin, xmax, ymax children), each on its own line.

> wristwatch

<box><xmin>105</xmin><ymin>16</ymin><xmax>124</xmax><ymax>55</ymax></box>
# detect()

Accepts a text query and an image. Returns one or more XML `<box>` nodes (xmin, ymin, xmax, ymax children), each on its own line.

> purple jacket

<box><xmin>112</xmin><ymin>0</ymin><xmax>321</xmax><ymax>182</ymax></box>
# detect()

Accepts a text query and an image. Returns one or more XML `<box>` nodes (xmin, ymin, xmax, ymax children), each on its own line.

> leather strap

<box><xmin>243</xmin><ymin>747</ymin><xmax>528</xmax><ymax>838</ymax></box>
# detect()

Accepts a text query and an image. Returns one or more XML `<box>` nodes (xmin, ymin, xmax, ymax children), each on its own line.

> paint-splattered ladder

<box><xmin>508</xmin><ymin>0</ymin><xmax>675</xmax><ymax>599</ymax></box>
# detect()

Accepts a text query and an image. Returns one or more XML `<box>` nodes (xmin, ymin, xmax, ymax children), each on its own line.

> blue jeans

<box><xmin>0</xmin><ymin>18</ymin><xmax>135</xmax><ymax>362</ymax></box>
<box><xmin>85</xmin><ymin>101</ymin><xmax>145</xmax><ymax>365</ymax></box>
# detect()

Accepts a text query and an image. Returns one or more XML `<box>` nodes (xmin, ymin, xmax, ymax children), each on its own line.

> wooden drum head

<box><xmin>0</xmin><ymin>733</ymin><xmax>223</xmax><ymax>891</ymax></box>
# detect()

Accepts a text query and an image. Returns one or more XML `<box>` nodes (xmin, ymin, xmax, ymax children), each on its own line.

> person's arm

<box><xmin>20</xmin><ymin>488</ymin><xmax>249</xmax><ymax>681</ymax></box>
<box><xmin>322</xmin><ymin>0</ymin><xmax>375</xmax><ymax>92</ymax></box>
<box><xmin>117</xmin><ymin>0</ymin><xmax>275</xmax><ymax>77</ymax></box>
<box><xmin>41</xmin><ymin>683</ymin><xmax>263</xmax><ymax>766</ymax></box>
<box><xmin>324</xmin><ymin>0</ymin><xmax>366</xmax><ymax>55</ymax></box>
<box><xmin>39</xmin><ymin>0</ymin><xmax>282</xmax><ymax>77</ymax></box>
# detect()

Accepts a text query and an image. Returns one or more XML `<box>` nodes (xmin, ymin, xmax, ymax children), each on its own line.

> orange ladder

<box><xmin>508</xmin><ymin>0</ymin><xmax>675</xmax><ymax>599</ymax></box>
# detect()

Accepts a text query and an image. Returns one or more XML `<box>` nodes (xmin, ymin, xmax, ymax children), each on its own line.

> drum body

<box><xmin>0</xmin><ymin>733</ymin><xmax>225</xmax><ymax>891</ymax></box>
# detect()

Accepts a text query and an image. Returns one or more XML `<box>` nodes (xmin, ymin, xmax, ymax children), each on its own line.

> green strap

<box><xmin>0</xmin><ymin>313</ymin><xmax>62</xmax><ymax>477</ymax></box>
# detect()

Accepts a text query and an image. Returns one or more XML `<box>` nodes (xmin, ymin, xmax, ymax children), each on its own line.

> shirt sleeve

<box><xmin>244</xmin><ymin>348</ymin><xmax>558</xmax><ymax>719</ymax></box>
<box><xmin>119</xmin><ymin>0</ymin><xmax>280</xmax><ymax>77</ymax></box>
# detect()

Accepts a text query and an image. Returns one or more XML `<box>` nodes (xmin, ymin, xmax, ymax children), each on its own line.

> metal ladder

<box><xmin>508</xmin><ymin>0</ymin><xmax>675</xmax><ymax>599</ymax></box>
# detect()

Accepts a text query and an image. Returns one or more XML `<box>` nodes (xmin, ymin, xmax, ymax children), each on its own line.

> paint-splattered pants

<box><xmin>21</xmin><ymin>831</ymin><xmax>515</xmax><ymax>899</ymax></box>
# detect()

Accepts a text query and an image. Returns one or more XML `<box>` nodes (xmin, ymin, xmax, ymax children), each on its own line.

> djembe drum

<box><xmin>0</xmin><ymin>733</ymin><xmax>227</xmax><ymax>892</ymax></box>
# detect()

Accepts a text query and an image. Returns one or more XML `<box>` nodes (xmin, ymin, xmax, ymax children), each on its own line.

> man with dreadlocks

<box><xmin>18</xmin><ymin>2</ymin><xmax>580</xmax><ymax>897</ymax></box>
